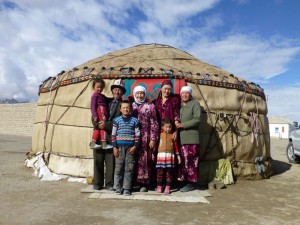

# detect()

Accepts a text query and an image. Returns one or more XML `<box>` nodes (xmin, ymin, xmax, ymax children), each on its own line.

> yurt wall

<box><xmin>33</xmin><ymin>72</ymin><xmax>119</xmax><ymax>176</ymax></box>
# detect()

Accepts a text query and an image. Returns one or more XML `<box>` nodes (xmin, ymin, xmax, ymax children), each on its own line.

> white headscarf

<box><xmin>133</xmin><ymin>85</ymin><xmax>146</xmax><ymax>104</ymax></box>
<box><xmin>180</xmin><ymin>86</ymin><xmax>192</xmax><ymax>95</ymax></box>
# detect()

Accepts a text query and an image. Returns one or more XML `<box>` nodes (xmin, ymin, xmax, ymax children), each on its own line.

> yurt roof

<box><xmin>80</xmin><ymin>43</ymin><xmax>231</xmax><ymax>77</ymax></box>
<box><xmin>40</xmin><ymin>43</ymin><xmax>264</xmax><ymax>97</ymax></box>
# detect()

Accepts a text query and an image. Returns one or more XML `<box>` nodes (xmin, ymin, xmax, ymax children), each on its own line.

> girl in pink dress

<box><xmin>90</xmin><ymin>77</ymin><xmax>112</xmax><ymax>149</ymax></box>
<box><xmin>155</xmin><ymin>118</ymin><xmax>181</xmax><ymax>194</ymax></box>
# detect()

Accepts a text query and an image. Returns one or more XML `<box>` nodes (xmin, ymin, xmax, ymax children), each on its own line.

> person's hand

<box><xmin>113</xmin><ymin>147</ymin><xmax>119</xmax><ymax>158</ymax></box>
<box><xmin>149</xmin><ymin>140</ymin><xmax>156</xmax><ymax>149</ymax></box>
<box><xmin>128</xmin><ymin>146</ymin><xmax>137</xmax><ymax>154</ymax></box>
<box><xmin>172</xmin><ymin>131</ymin><xmax>178</xmax><ymax>141</ymax></box>
<box><xmin>152</xmin><ymin>153</ymin><xmax>155</xmax><ymax>161</ymax></box>
<box><xmin>98</xmin><ymin>121</ymin><xmax>105</xmax><ymax>129</ymax></box>
<box><xmin>94</xmin><ymin>118</ymin><xmax>98</xmax><ymax>122</ymax></box>
<box><xmin>177</xmin><ymin>155</ymin><xmax>181</xmax><ymax>164</ymax></box>
<box><xmin>176</xmin><ymin>122</ymin><xmax>184</xmax><ymax>129</ymax></box>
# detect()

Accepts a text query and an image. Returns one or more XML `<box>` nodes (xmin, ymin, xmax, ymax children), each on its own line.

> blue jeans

<box><xmin>113</xmin><ymin>146</ymin><xmax>135</xmax><ymax>190</ymax></box>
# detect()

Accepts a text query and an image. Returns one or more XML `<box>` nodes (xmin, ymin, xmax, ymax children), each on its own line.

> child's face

<box><xmin>162</xmin><ymin>123</ymin><xmax>172</xmax><ymax>134</ymax></box>
<box><xmin>120</xmin><ymin>103</ymin><xmax>131</xmax><ymax>117</ymax></box>
<box><xmin>94</xmin><ymin>82</ymin><xmax>104</xmax><ymax>94</ymax></box>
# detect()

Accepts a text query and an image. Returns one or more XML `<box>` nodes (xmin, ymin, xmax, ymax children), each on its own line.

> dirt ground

<box><xmin>0</xmin><ymin>134</ymin><xmax>299</xmax><ymax>225</ymax></box>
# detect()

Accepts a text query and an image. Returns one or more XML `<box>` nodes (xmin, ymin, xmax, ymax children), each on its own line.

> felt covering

<box><xmin>31</xmin><ymin>44</ymin><xmax>271</xmax><ymax>181</ymax></box>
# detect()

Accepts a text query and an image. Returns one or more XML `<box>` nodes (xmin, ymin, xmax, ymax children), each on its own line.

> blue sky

<box><xmin>0</xmin><ymin>0</ymin><xmax>300</xmax><ymax>122</ymax></box>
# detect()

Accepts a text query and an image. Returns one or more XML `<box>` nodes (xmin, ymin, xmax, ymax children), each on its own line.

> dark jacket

<box><xmin>104</xmin><ymin>98</ymin><xmax>122</xmax><ymax>143</ymax></box>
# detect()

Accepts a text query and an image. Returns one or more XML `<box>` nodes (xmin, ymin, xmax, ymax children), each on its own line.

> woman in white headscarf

<box><xmin>132</xmin><ymin>85</ymin><xmax>159</xmax><ymax>192</ymax></box>
<box><xmin>176</xmin><ymin>86</ymin><xmax>201</xmax><ymax>192</ymax></box>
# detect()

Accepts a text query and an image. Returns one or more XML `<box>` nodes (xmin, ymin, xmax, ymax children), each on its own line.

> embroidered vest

<box><xmin>158</xmin><ymin>133</ymin><xmax>174</xmax><ymax>153</ymax></box>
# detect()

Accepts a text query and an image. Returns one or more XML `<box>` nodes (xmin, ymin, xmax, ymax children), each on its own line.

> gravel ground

<box><xmin>0</xmin><ymin>134</ymin><xmax>299</xmax><ymax>225</ymax></box>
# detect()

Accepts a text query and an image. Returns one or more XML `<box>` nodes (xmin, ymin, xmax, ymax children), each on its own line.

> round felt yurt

<box><xmin>31</xmin><ymin>44</ymin><xmax>271</xmax><ymax>184</ymax></box>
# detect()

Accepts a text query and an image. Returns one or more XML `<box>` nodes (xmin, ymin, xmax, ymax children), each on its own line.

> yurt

<box><xmin>31</xmin><ymin>44</ymin><xmax>271</xmax><ymax>184</ymax></box>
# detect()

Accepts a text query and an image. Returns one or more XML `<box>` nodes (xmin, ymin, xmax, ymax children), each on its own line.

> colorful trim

<box><xmin>38</xmin><ymin>73</ymin><xmax>265</xmax><ymax>99</ymax></box>
<box><xmin>194</xmin><ymin>79</ymin><xmax>265</xmax><ymax>100</ymax></box>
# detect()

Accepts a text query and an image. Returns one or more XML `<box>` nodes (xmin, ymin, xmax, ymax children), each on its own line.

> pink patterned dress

<box><xmin>132</xmin><ymin>101</ymin><xmax>159</xmax><ymax>185</ymax></box>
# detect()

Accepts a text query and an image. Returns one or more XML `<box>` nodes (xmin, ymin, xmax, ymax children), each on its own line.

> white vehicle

<box><xmin>287</xmin><ymin>129</ymin><xmax>300</xmax><ymax>163</ymax></box>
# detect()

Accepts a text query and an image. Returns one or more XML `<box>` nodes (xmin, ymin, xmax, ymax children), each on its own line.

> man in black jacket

<box><xmin>93</xmin><ymin>79</ymin><xmax>126</xmax><ymax>190</ymax></box>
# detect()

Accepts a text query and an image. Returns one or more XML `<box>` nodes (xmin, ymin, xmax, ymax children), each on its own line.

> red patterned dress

<box><xmin>153</xmin><ymin>94</ymin><xmax>180</xmax><ymax>125</ymax></box>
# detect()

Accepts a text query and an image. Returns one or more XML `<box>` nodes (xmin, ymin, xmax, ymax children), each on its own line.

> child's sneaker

<box><xmin>164</xmin><ymin>185</ymin><xmax>171</xmax><ymax>195</ymax></box>
<box><xmin>123</xmin><ymin>189</ymin><xmax>131</xmax><ymax>196</ymax></box>
<box><xmin>93</xmin><ymin>144</ymin><xmax>102</xmax><ymax>149</ymax></box>
<box><xmin>89</xmin><ymin>141</ymin><xmax>96</xmax><ymax>149</ymax></box>
<box><xmin>156</xmin><ymin>185</ymin><xmax>162</xmax><ymax>193</ymax></box>
<box><xmin>89</xmin><ymin>141</ymin><xmax>102</xmax><ymax>150</ymax></box>
<box><xmin>101</xmin><ymin>141</ymin><xmax>113</xmax><ymax>149</ymax></box>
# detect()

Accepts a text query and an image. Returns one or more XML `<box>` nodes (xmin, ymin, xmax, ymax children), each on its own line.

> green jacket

<box><xmin>179</xmin><ymin>99</ymin><xmax>201</xmax><ymax>145</ymax></box>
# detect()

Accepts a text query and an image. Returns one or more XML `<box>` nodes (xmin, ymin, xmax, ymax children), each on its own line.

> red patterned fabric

<box><xmin>124</xmin><ymin>78</ymin><xmax>186</xmax><ymax>101</ymax></box>
<box><xmin>177</xmin><ymin>144</ymin><xmax>199</xmax><ymax>183</ymax></box>
<box><xmin>153</xmin><ymin>95</ymin><xmax>181</xmax><ymax>123</ymax></box>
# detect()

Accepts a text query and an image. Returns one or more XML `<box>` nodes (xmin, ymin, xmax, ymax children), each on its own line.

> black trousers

<box><xmin>93</xmin><ymin>148</ymin><xmax>114</xmax><ymax>188</ymax></box>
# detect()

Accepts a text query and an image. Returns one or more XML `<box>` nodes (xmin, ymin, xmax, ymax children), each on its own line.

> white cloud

<box><xmin>266</xmin><ymin>86</ymin><xmax>300</xmax><ymax>122</ymax></box>
<box><xmin>10</xmin><ymin>0</ymin><xmax>62</xmax><ymax>8</ymax></box>
<box><xmin>140</xmin><ymin>0</ymin><xmax>220</xmax><ymax>28</ymax></box>
<box><xmin>188</xmin><ymin>34</ymin><xmax>300</xmax><ymax>82</ymax></box>
<box><xmin>0</xmin><ymin>0</ymin><xmax>141</xmax><ymax>101</ymax></box>
<box><xmin>0</xmin><ymin>50</ymin><xmax>28</xmax><ymax>101</ymax></box>
<box><xmin>202</xmin><ymin>14</ymin><xmax>224</xmax><ymax>32</ymax></box>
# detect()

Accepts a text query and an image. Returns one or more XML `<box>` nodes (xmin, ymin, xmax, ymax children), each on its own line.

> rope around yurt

<box><xmin>42</xmin><ymin>69</ymin><xmax>265</xmax><ymax>160</ymax></box>
<box><xmin>42</xmin><ymin>69</ymin><xmax>97</xmax><ymax>161</ymax></box>
<box><xmin>40</xmin><ymin>64</ymin><xmax>268</xmax><ymax>179</ymax></box>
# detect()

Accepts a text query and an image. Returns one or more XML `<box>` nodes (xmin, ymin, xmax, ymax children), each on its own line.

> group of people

<box><xmin>90</xmin><ymin>78</ymin><xmax>201</xmax><ymax>196</ymax></box>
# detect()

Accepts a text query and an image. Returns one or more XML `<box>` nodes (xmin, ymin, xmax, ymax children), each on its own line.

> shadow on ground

<box><xmin>271</xmin><ymin>159</ymin><xmax>292</xmax><ymax>176</ymax></box>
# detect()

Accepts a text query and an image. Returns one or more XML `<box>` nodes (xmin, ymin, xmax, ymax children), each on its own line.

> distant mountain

<box><xmin>0</xmin><ymin>98</ymin><xmax>19</xmax><ymax>104</ymax></box>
